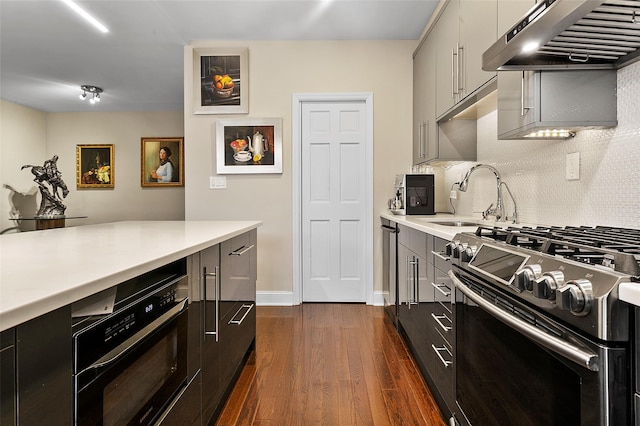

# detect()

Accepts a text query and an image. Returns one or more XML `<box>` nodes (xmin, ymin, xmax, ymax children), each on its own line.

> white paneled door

<box><xmin>301</xmin><ymin>101</ymin><xmax>367</xmax><ymax>302</ymax></box>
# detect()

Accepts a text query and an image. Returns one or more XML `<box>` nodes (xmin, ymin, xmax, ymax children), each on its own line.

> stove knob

<box><xmin>557</xmin><ymin>279</ymin><xmax>593</xmax><ymax>315</ymax></box>
<box><xmin>514</xmin><ymin>264</ymin><xmax>542</xmax><ymax>292</ymax></box>
<box><xmin>445</xmin><ymin>241</ymin><xmax>458</xmax><ymax>257</ymax></box>
<box><xmin>461</xmin><ymin>245</ymin><xmax>477</xmax><ymax>262</ymax></box>
<box><xmin>533</xmin><ymin>271</ymin><xmax>564</xmax><ymax>300</ymax></box>
<box><xmin>453</xmin><ymin>242</ymin><xmax>468</xmax><ymax>259</ymax></box>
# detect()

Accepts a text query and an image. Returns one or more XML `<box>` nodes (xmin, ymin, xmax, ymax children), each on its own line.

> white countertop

<box><xmin>0</xmin><ymin>220</ymin><xmax>262</xmax><ymax>331</ymax></box>
<box><xmin>379</xmin><ymin>211</ymin><xmax>518</xmax><ymax>240</ymax></box>
<box><xmin>619</xmin><ymin>282</ymin><xmax>640</xmax><ymax>307</ymax></box>
<box><xmin>381</xmin><ymin>212</ymin><xmax>640</xmax><ymax>308</ymax></box>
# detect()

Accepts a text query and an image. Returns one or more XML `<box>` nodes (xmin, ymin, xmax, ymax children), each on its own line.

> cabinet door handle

<box><xmin>228</xmin><ymin>303</ymin><xmax>254</xmax><ymax>325</ymax></box>
<box><xmin>230</xmin><ymin>244</ymin><xmax>255</xmax><ymax>256</ymax></box>
<box><xmin>432</xmin><ymin>344</ymin><xmax>453</xmax><ymax>367</ymax></box>
<box><xmin>431</xmin><ymin>282</ymin><xmax>451</xmax><ymax>297</ymax></box>
<box><xmin>418</xmin><ymin>121</ymin><xmax>424</xmax><ymax>159</ymax></box>
<box><xmin>457</xmin><ymin>43</ymin><xmax>464</xmax><ymax>94</ymax></box>
<box><xmin>521</xmin><ymin>70</ymin><xmax>532</xmax><ymax>116</ymax></box>
<box><xmin>431</xmin><ymin>312</ymin><xmax>452</xmax><ymax>331</ymax></box>
<box><xmin>451</xmin><ymin>48</ymin><xmax>458</xmax><ymax>98</ymax></box>
<box><xmin>423</xmin><ymin>121</ymin><xmax>429</xmax><ymax>159</ymax></box>
<box><xmin>431</xmin><ymin>250</ymin><xmax>450</xmax><ymax>262</ymax></box>
<box><xmin>203</xmin><ymin>266</ymin><xmax>219</xmax><ymax>342</ymax></box>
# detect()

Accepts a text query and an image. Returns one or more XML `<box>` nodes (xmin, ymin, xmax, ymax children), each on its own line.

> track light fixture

<box><xmin>79</xmin><ymin>85</ymin><xmax>103</xmax><ymax>104</ymax></box>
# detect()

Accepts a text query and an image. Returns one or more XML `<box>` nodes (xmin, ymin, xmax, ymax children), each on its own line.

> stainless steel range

<box><xmin>448</xmin><ymin>225</ymin><xmax>637</xmax><ymax>426</ymax></box>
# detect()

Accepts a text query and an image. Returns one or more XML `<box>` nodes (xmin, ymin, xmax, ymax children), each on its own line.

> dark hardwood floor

<box><xmin>216</xmin><ymin>303</ymin><xmax>447</xmax><ymax>425</ymax></box>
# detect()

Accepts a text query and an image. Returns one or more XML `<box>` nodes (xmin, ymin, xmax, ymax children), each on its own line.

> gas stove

<box><xmin>449</xmin><ymin>225</ymin><xmax>640</xmax><ymax>342</ymax></box>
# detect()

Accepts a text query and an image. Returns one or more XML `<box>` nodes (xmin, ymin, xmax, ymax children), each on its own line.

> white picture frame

<box><xmin>215</xmin><ymin>118</ymin><xmax>283</xmax><ymax>174</ymax></box>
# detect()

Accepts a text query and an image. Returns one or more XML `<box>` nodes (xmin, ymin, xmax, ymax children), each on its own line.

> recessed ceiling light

<box><xmin>60</xmin><ymin>0</ymin><xmax>109</xmax><ymax>33</ymax></box>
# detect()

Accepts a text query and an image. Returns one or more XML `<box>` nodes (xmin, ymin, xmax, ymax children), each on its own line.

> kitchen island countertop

<box><xmin>0</xmin><ymin>220</ymin><xmax>262</xmax><ymax>331</ymax></box>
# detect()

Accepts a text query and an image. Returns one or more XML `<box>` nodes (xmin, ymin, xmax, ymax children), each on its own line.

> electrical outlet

<box><xmin>450</xmin><ymin>190</ymin><xmax>457</xmax><ymax>199</ymax></box>
<box><xmin>209</xmin><ymin>176</ymin><xmax>226</xmax><ymax>189</ymax></box>
<box><xmin>566</xmin><ymin>152</ymin><xmax>580</xmax><ymax>181</ymax></box>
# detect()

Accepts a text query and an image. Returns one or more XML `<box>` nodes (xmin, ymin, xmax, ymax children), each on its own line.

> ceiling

<box><xmin>0</xmin><ymin>0</ymin><xmax>439</xmax><ymax>113</ymax></box>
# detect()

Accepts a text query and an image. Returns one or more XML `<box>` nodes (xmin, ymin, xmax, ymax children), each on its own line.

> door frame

<box><xmin>291</xmin><ymin>92</ymin><xmax>374</xmax><ymax>305</ymax></box>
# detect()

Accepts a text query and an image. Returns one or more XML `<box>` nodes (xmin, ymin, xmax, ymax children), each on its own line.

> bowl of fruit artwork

<box><xmin>230</xmin><ymin>138</ymin><xmax>247</xmax><ymax>154</ymax></box>
<box><xmin>213</xmin><ymin>74</ymin><xmax>235</xmax><ymax>98</ymax></box>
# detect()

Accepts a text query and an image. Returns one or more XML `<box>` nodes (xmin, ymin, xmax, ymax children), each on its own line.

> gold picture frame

<box><xmin>76</xmin><ymin>144</ymin><xmax>114</xmax><ymax>189</ymax></box>
<box><xmin>141</xmin><ymin>137</ymin><xmax>184</xmax><ymax>187</ymax></box>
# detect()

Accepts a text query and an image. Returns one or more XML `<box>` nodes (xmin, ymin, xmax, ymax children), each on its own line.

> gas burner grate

<box><xmin>475</xmin><ymin>225</ymin><xmax>640</xmax><ymax>276</ymax></box>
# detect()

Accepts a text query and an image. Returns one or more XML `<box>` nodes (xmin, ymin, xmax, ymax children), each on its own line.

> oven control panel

<box><xmin>452</xmin><ymin>233</ymin><xmax>630</xmax><ymax>342</ymax></box>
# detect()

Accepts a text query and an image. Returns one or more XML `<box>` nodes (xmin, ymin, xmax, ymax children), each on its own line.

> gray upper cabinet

<box><xmin>413</xmin><ymin>35</ymin><xmax>437</xmax><ymax>165</ymax></box>
<box><xmin>458</xmin><ymin>0</ymin><xmax>497</xmax><ymax>100</ymax></box>
<box><xmin>435</xmin><ymin>0</ymin><xmax>497</xmax><ymax>118</ymax></box>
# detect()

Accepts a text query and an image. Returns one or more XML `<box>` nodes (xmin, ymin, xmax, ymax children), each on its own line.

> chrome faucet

<box><xmin>457</xmin><ymin>164</ymin><xmax>518</xmax><ymax>223</ymax></box>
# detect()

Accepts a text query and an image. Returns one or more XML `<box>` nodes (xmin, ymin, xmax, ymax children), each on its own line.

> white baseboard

<box><xmin>256</xmin><ymin>291</ymin><xmax>295</xmax><ymax>306</ymax></box>
<box><xmin>371</xmin><ymin>291</ymin><xmax>385</xmax><ymax>306</ymax></box>
<box><xmin>257</xmin><ymin>290</ymin><xmax>385</xmax><ymax>306</ymax></box>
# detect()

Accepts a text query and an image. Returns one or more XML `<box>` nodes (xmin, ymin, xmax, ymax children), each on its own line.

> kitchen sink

<box><xmin>426</xmin><ymin>221</ymin><xmax>483</xmax><ymax>227</ymax></box>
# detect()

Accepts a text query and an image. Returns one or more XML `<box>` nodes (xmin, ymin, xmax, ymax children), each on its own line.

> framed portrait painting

<box><xmin>193</xmin><ymin>47</ymin><xmax>249</xmax><ymax>114</ymax></box>
<box><xmin>141</xmin><ymin>137</ymin><xmax>184</xmax><ymax>187</ymax></box>
<box><xmin>76</xmin><ymin>144</ymin><xmax>114</xmax><ymax>189</ymax></box>
<box><xmin>215</xmin><ymin>118</ymin><xmax>282</xmax><ymax>174</ymax></box>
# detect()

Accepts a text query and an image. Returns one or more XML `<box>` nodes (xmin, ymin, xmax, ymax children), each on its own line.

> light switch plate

<box><xmin>566</xmin><ymin>152</ymin><xmax>580</xmax><ymax>181</ymax></box>
<box><xmin>209</xmin><ymin>176</ymin><xmax>227</xmax><ymax>189</ymax></box>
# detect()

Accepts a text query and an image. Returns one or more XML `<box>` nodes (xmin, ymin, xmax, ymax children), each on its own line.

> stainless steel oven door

<box><xmin>75</xmin><ymin>299</ymin><xmax>188</xmax><ymax>425</ymax></box>
<box><xmin>449</xmin><ymin>270</ymin><xmax>629</xmax><ymax>426</ymax></box>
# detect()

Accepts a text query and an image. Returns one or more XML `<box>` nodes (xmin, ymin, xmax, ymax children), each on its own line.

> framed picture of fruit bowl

<box><xmin>215</xmin><ymin>118</ymin><xmax>282</xmax><ymax>174</ymax></box>
<box><xmin>193</xmin><ymin>47</ymin><xmax>249</xmax><ymax>114</ymax></box>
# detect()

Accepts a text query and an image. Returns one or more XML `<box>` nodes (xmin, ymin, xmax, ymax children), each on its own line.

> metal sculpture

<box><xmin>21</xmin><ymin>155</ymin><xmax>69</xmax><ymax>217</ymax></box>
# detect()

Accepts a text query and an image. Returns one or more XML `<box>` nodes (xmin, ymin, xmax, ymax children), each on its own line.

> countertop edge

<box><xmin>619</xmin><ymin>282</ymin><xmax>640</xmax><ymax>307</ymax></box>
<box><xmin>0</xmin><ymin>220</ymin><xmax>262</xmax><ymax>331</ymax></box>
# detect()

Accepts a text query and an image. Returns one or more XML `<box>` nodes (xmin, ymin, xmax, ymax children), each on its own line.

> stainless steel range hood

<box><xmin>483</xmin><ymin>0</ymin><xmax>640</xmax><ymax>71</ymax></box>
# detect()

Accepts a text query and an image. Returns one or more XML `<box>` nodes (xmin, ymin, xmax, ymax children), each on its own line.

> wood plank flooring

<box><xmin>216</xmin><ymin>304</ymin><xmax>446</xmax><ymax>426</ymax></box>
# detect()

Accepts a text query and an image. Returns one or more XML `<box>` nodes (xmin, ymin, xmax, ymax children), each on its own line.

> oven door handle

<box><xmin>449</xmin><ymin>271</ymin><xmax>599</xmax><ymax>372</ymax></box>
<box><xmin>78</xmin><ymin>298</ymin><xmax>188</xmax><ymax>376</ymax></box>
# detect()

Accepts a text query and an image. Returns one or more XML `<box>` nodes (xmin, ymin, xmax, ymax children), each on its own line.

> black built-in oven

<box><xmin>72</xmin><ymin>265</ymin><xmax>189</xmax><ymax>426</ymax></box>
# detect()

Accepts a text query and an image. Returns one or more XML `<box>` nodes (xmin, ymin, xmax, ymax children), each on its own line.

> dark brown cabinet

<box><xmin>1</xmin><ymin>329</ymin><xmax>16</xmax><ymax>425</ymax></box>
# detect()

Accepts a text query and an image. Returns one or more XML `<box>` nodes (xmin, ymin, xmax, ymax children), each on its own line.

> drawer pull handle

<box><xmin>431</xmin><ymin>312</ymin><xmax>452</xmax><ymax>331</ymax></box>
<box><xmin>229</xmin><ymin>303</ymin><xmax>254</xmax><ymax>325</ymax></box>
<box><xmin>432</xmin><ymin>251</ymin><xmax>450</xmax><ymax>262</ymax></box>
<box><xmin>431</xmin><ymin>282</ymin><xmax>451</xmax><ymax>297</ymax></box>
<box><xmin>230</xmin><ymin>244</ymin><xmax>255</xmax><ymax>256</ymax></box>
<box><xmin>432</xmin><ymin>344</ymin><xmax>452</xmax><ymax>367</ymax></box>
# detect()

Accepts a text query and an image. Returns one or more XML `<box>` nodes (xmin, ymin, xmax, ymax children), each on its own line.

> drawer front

<box><xmin>432</xmin><ymin>237</ymin><xmax>452</xmax><ymax>272</ymax></box>
<box><xmin>430</xmin><ymin>328</ymin><xmax>454</xmax><ymax>405</ymax></box>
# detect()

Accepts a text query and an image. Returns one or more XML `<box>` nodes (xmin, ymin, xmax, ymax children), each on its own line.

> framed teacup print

<box><xmin>76</xmin><ymin>144</ymin><xmax>114</xmax><ymax>189</ymax></box>
<box><xmin>141</xmin><ymin>137</ymin><xmax>184</xmax><ymax>187</ymax></box>
<box><xmin>193</xmin><ymin>47</ymin><xmax>249</xmax><ymax>114</ymax></box>
<box><xmin>215</xmin><ymin>118</ymin><xmax>282</xmax><ymax>174</ymax></box>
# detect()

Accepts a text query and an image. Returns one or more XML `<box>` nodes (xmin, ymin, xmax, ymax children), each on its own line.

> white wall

<box><xmin>1</xmin><ymin>100</ymin><xmax>47</xmax><ymax>233</ymax></box>
<box><xmin>183</xmin><ymin>40</ymin><xmax>416</xmax><ymax>298</ymax></box>
<box><xmin>0</xmin><ymin>102</ymin><xmax>185</xmax><ymax>231</ymax></box>
<box><xmin>445</xmin><ymin>60</ymin><xmax>640</xmax><ymax>229</ymax></box>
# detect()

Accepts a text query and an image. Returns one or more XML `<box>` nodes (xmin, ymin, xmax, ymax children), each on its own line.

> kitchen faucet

<box><xmin>457</xmin><ymin>164</ymin><xmax>518</xmax><ymax>223</ymax></box>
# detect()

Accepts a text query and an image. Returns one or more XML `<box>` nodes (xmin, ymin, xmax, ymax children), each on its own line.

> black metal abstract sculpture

<box><xmin>21</xmin><ymin>155</ymin><xmax>69</xmax><ymax>217</ymax></box>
